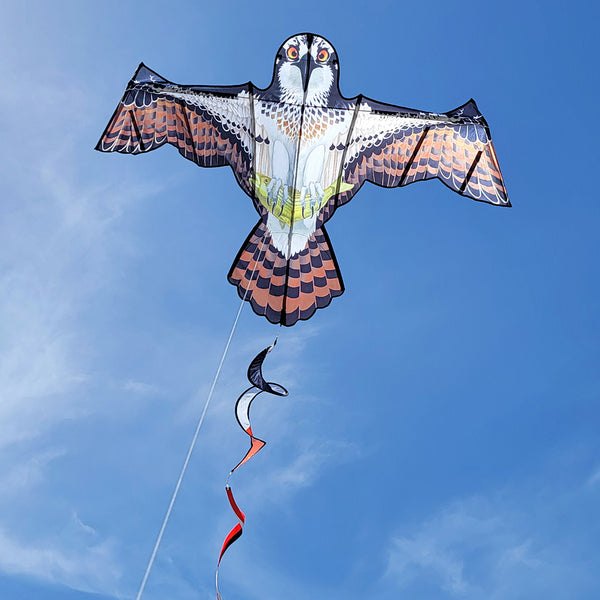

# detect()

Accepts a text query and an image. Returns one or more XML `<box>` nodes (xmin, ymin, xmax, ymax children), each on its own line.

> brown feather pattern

<box><xmin>344</xmin><ymin>121</ymin><xmax>508</xmax><ymax>205</ymax></box>
<box><xmin>97</xmin><ymin>94</ymin><xmax>253</xmax><ymax>194</ymax></box>
<box><xmin>228</xmin><ymin>221</ymin><xmax>343</xmax><ymax>326</ymax></box>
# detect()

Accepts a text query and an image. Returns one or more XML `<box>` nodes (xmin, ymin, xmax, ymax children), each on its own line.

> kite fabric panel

<box><xmin>216</xmin><ymin>342</ymin><xmax>288</xmax><ymax>600</ymax></box>
<box><xmin>97</xmin><ymin>33</ymin><xmax>509</xmax><ymax>326</ymax></box>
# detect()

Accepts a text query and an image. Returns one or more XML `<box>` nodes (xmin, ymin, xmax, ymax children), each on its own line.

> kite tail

<box><xmin>216</xmin><ymin>342</ymin><xmax>288</xmax><ymax>600</ymax></box>
<box><xmin>228</xmin><ymin>220</ymin><xmax>345</xmax><ymax>326</ymax></box>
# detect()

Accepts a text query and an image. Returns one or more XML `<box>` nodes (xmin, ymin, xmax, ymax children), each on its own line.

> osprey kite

<box><xmin>96</xmin><ymin>33</ymin><xmax>509</xmax><ymax>326</ymax></box>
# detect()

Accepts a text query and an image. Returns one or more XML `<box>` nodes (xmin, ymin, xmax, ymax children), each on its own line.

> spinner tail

<box><xmin>227</xmin><ymin>220</ymin><xmax>344</xmax><ymax>326</ymax></box>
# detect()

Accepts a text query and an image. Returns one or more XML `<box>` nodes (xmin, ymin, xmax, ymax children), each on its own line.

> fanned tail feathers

<box><xmin>228</xmin><ymin>221</ymin><xmax>344</xmax><ymax>326</ymax></box>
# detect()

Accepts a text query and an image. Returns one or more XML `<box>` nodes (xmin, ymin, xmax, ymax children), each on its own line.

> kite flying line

<box><xmin>135</xmin><ymin>238</ymin><xmax>266</xmax><ymax>600</ymax></box>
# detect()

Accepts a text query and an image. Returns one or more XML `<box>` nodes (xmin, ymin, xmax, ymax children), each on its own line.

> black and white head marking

<box><xmin>275</xmin><ymin>34</ymin><xmax>338</xmax><ymax>105</ymax></box>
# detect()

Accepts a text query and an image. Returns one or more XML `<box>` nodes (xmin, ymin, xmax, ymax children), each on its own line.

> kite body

<box><xmin>97</xmin><ymin>33</ymin><xmax>509</xmax><ymax>326</ymax></box>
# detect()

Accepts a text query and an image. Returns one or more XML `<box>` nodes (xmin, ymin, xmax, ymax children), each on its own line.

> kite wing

<box><xmin>96</xmin><ymin>64</ymin><xmax>255</xmax><ymax>196</ymax></box>
<box><xmin>324</xmin><ymin>97</ymin><xmax>509</xmax><ymax>217</ymax></box>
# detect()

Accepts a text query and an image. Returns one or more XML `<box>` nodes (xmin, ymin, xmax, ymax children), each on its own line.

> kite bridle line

<box><xmin>134</xmin><ymin>235</ymin><xmax>269</xmax><ymax>600</ymax></box>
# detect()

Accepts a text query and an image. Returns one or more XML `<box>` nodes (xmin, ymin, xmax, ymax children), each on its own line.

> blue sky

<box><xmin>0</xmin><ymin>1</ymin><xmax>599</xmax><ymax>599</ymax></box>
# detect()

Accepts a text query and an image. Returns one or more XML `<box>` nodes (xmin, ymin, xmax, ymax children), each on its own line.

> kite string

<box><xmin>135</xmin><ymin>237</ymin><xmax>266</xmax><ymax>600</ymax></box>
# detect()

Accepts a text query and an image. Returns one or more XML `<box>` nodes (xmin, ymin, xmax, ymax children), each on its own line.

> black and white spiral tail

<box><xmin>216</xmin><ymin>341</ymin><xmax>288</xmax><ymax>600</ymax></box>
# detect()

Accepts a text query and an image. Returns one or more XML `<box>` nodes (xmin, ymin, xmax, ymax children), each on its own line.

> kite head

<box><xmin>272</xmin><ymin>33</ymin><xmax>340</xmax><ymax>105</ymax></box>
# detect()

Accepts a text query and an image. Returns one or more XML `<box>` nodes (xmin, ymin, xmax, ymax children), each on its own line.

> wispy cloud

<box><xmin>0</xmin><ymin>527</ymin><xmax>122</xmax><ymax>597</ymax></box>
<box><xmin>244</xmin><ymin>439</ymin><xmax>359</xmax><ymax>509</ymax></box>
<box><xmin>385</xmin><ymin>500</ymin><xmax>501</xmax><ymax>596</ymax></box>
<box><xmin>0</xmin><ymin>65</ymin><xmax>151</xmax><ymax>449</ymax></box>
<box><xmin>586</xmin><ymin>465</ymin><xmax>600</xmax><ymax>488</ymax></box>
<box><xmin>0</xmin><ymin>448</ymin><xmax>66</xmax><ymax>499</ymax></box>
<box><xmin>384</xmin><ymin>493</ymin><xmax>596</xmax><ymax>599</ymax></box>
<box><xmin>123</xmin><ymin>380</ymin><xmax>163</xmax><ymax>396</ymax></box>
<box><xmin>0</xmin><ymin>42</ymin><xmax>163</xmax><ymax>598</ymax></box>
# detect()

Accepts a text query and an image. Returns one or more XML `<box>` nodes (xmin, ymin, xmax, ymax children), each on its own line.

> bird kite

<box><xmin>96</xmin><ymin>32</ymin><xmax>509</xmax><ymax>327</ymax></box>
<box><xmin>97</xmin><ymin>34</ymin><xmax>510</xmax><ymax>600</ymax></box>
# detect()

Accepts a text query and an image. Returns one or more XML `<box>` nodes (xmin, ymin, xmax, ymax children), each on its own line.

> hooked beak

<box><xmin>297</xmin><ymin>56</ymin><xmax>311</xmax><ymax>92</ymax></box>
<box><xmin>299</xmin><ymin>34</ymin><xmax>314</xmax><ymax>92</ymax></box>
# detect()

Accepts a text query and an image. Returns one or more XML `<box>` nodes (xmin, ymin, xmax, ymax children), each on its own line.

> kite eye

<box><xmin>317</xmin><ymin>49</ymin><xmax>329</xmax><ymax>62</ymax></box>
<box><xmin>287</xmin><ymin>46</ymin><xmax>299</xmax><ymax>60</ymax></box>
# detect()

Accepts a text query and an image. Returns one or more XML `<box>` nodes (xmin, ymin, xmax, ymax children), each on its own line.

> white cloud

<box><xmin>123</xmin><ymin>380</ymin><xmax>163</xmax><ymax>396</ymax></box>
<box><xmin>384</xmin><ymin>495</ymin><xmax>594</xmax><ymax>599</ymax></box>
<box><xmin>0</xmin><ymin>69</ymin><xmax>147</xmax><ymax>449</ymax></box>
<box><xmin>0</xmin><ymin>527</ymin><xmax>122</xmax><ymax>597</ymax></box>
<box><xmin>257</xmin><ymin>439</ymin><xmax>358</xmax><ymax>498</ymax></box>
<box><xmin>0</xmin><ymin>448</ymin><xmax>66</xmax><ymax>499</ymax></box>
<box><xmin>0</xmin><ymin>42</ymin><xmax>165</xmax><ymax>599</ymax></box>
<box><xmin>586</xmin><ymin>466</ymin><xmax>600</xmax><ymax>488</ymax></box>
<box><xmin>71</xmin><ymin>512</ymin><xmax>98</xmax><ymax>537</ymax></box>
<box><xmin>385</xmin><ymin>501</ymin><xmax>497</xmax><ymax>595</ymax></box>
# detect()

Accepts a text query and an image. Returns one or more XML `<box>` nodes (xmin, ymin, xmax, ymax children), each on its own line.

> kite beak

<box><xmin>300</xmin><ymin>34</ymin><xmax>315</xmax><ymax>92</ymax></box>
<box><xmin>298</xmin><ymin>56</ymin><xmax>311</xmax><ymax>92</ymax></box>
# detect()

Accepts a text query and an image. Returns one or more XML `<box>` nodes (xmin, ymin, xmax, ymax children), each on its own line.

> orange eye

<box><xmin>287</xmin><ymin>46</ymin><xmax>299</xmax><ymax>60</ymax></box>
<box><xmin>317</xmin><ymin>49</ymin><xmax>329</xmax><ymax>62</ymax></box>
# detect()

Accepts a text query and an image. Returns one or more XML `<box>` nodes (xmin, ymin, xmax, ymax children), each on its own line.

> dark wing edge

<box><xmin>336</xmin><ymin>97</ymin><xmax>510</xmax><ymax>211</ymax></box>
<box><xmin>95</xmin><ymin>63</ymin><xmax>255</xmax><ymax>195</ymax></box>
